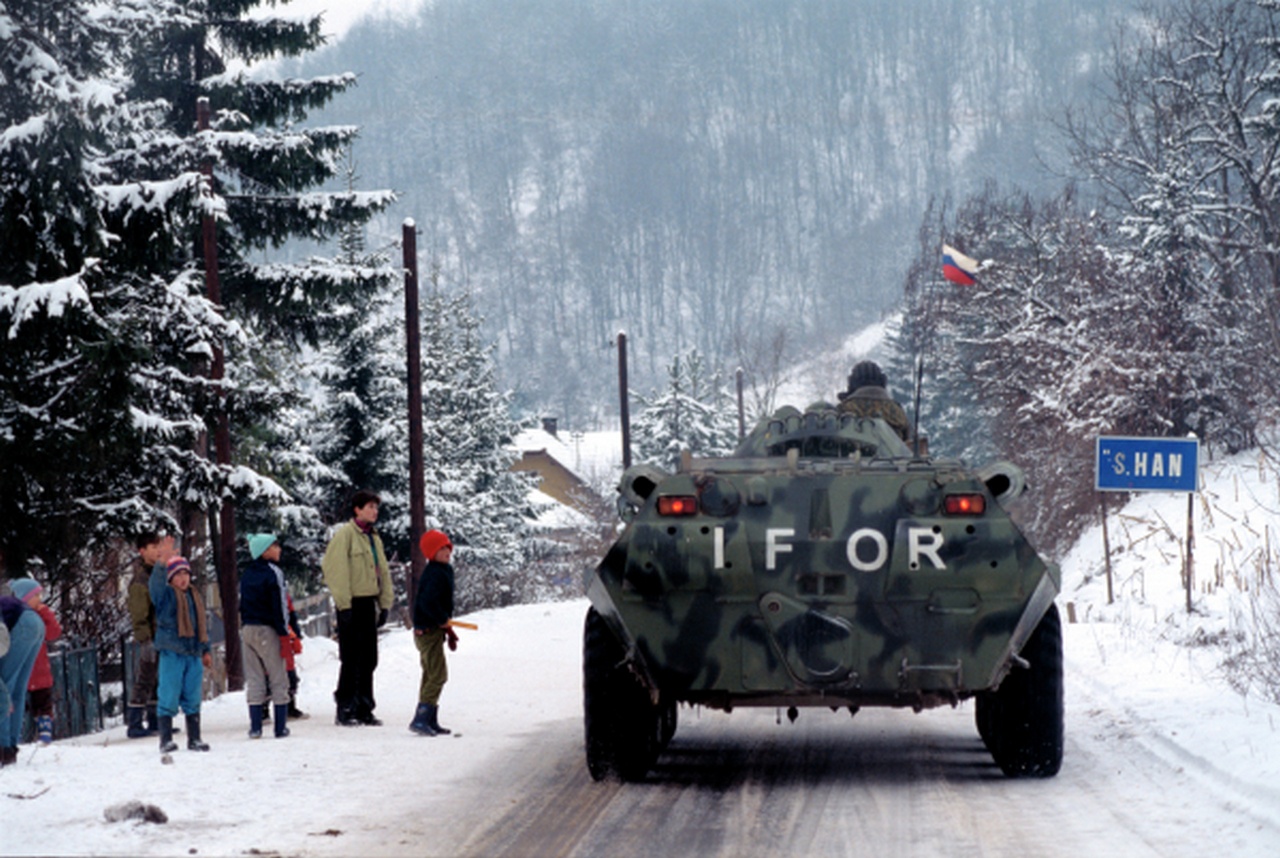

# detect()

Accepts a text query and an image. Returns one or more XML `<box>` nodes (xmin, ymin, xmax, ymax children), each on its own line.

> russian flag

<box><xmin>942</xmin><ymin>244</ymin><xmax>979</xmax><ymax>286</ymax></box>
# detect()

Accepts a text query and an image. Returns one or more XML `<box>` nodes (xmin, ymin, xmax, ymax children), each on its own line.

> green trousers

<box><xmin>414</xmin><ymin>629</ymin><xmax>448</xmax><ymax>705</ymax></box>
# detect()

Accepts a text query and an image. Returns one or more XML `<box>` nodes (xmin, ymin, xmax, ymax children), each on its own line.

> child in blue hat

<box><xmin>239</xmin><ymin>534</ymin><xmax>292</xmax><ymax>739</ymax></box>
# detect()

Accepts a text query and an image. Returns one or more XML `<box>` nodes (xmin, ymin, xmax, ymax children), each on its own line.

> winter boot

<box><xmin>158</xmin><ymin>716</ymin><xmax>178</xmax><ymax>753</ymax></box>
<box><xmin>273</xmin><ymin>704</ymin><xmax>290</xmax><ymax>738</ymax></box>
<box><xmin>335</xmin><ymin>698</ymin><xmax>359</xmax><ymax>726</ymax></box>
<box><xmin>248</xmin><ymin>704</ymin><xmax>265</xmax><ymax>739</ymax></box>
<box><xmin>126</xmin><ymin>706</ymin><xmax>151</xmax><ymax>739</ymax></box>
<box><xmin>147</xmin><ymin>704</ymin><xmax>172</xmax><ymax>735</ymax></box>
<box><xmin>355</xmin><ymin>696</ymin><xmax>382</xmax><ymax>726</ymax></box>
<box><xmin>426</xmin><ymin>704</ymin><xmax>451</xmax><ymax>736</ymax></box>
<box><xmin>36</xmin><ymin>715</ymin><xmax>53</xmax><ymax>745</ymax></box>
<box><xmin>0</xmin><ymin>746</ymin><xmax>17</xmax><ymax>766</ymax></box>
<box><xmin>409</xmin><ymin>703</ymin><xmax>437</xmax><ymax>736</ymax></box>
<box><xmin>287</xmin><ymin>671</ymin><xmax>306</xmax><ymax>719</ymax></box>
<box><xmin>185</xmin><ymin>713</ymin><xmax>210</xmax><ymax>752</ymax></box>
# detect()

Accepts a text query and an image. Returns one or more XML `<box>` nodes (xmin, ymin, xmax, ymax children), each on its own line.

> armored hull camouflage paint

<box><xmin>585</xmin><ymin>405</ymin><xmax>1060</xmax><ymax>712</ymax></box>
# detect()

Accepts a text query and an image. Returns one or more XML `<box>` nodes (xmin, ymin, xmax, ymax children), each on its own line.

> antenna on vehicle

<box><xmin>912</xmin><ymin>353</ymin><xmax>924</xmax><ymax>457</ymax></box>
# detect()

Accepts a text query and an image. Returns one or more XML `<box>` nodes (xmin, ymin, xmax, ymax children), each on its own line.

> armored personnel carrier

<box><xmin>583</xmin><ymin>403</ymin><xmax>1062</xmax><ymax>781</ymax></box>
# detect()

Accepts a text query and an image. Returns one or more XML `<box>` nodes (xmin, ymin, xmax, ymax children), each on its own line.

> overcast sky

<box><xmin>278</xmin><ymin>0</ymin><xmax>427</xmax><ymax>43</ymax></box>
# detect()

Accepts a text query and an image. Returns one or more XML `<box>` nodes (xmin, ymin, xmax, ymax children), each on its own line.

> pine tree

<box><xmin>1</xmin><ymin>0</ymin><xmax>394</xmax><ymax>603</ymax></box>
<box><xmin>418</xmin><ymin>289</ymin><xmax>533</xmax><ymax>611</ymax></box>
<box><xmin>631</xmin><ymin>348</ymin><xmax>739</xmax><ymax>470</ymax></box>
<box><xmin>0</xmin><ymin>0</ymin><xmax>181</xmax><ymax>577</ymax></box>
<box><xmin>290</xmin><ymin>150</ymin><xmax>405</xmax><ymax>582</ymax></box>
<box><xmin>306</xmin><ymin>267</ymin><xmax>405</xmax><ymax>546</ymax></box>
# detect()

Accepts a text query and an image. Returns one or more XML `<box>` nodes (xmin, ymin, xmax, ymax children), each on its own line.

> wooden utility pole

<box><xmin>1099</xmin><ymin>492</ymin><xmax>1114</xmax><ymax>605</ymax></box>
<box><xmin>404</xmin><ymin>220</ymin><xmax>426</xmax><ymax>616</ymax></box>
<box><xmin>736</xmin><ymin>367</ymin><xmax>746</xmax><ymax>441</ymax></box>
<box><xmin>197</xmin><ymin>97</ymin><xmax>241</xmax><ymax>690</ymax></box>
<box><xmin>617</xmin><ymin>331</ymin><xmax>631</xmax><ymax>469</ymax></box>
<box><xmin>1185</xmin><ymin>492</ymin><xmax>1195</xmax><ymax>614</ymax></box>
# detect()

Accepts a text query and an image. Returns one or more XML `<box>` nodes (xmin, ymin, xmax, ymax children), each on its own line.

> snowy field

<box><xmin>3</xmin><ymin>443</ymin><xmax>1280</xmax><ymax>856</ymax></box>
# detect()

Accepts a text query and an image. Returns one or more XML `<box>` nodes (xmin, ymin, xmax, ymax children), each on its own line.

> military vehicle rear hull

<box><xmin>583</xmin><ymin>407</ymin><xmax>1063</xmax><ymax>781</ymax></box>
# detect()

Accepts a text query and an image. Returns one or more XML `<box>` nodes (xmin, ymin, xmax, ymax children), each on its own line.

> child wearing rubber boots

<box><xmin>150</xmin><ymin>555</ymin><xmax>212</xmax><ymax>753</ymax></box>
<box><xmin>239</xmin><ymin>534</ymin><xmax>292</xmax><ymax>739</ymax></box>
<box><xmin>409</xmin><ymin>530</ymin><xmax>456</xmax><ymax>736</ymax></box>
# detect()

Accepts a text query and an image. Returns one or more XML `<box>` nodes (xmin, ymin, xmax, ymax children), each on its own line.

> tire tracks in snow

<box><xmin>1065</xmin><ymin>643</ymin><xmax>1280</xmax><ymax>838</ymax></box>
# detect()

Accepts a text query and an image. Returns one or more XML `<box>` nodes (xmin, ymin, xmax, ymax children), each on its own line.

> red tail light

<box><xmin>943</xmin><ymin>493</ymin><xmax>986</xmax><ymax>515</ymax></box>
<box><xmin>656</xmin><ymin>495</ymin><xmax>698</xmax><ymax>516</ymax></box>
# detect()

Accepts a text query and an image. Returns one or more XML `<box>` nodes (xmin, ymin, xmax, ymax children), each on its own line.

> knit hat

<box><xmin>847</xmin><ymin>360</ymin><xmax>887</xmax><ymax>392</ymax></box>
<box><xmin>248</xmin><ymin>533</ymin><xmax>279</xmax><ymax>560</ymax></box>
<box><xmin>419</xmin><ymin>530</ymin><xmax>453</xmax><ymax>561</ymax></box>
<box><xmin>166</xmin><ymin>556</ymin><xmax>191</xmax><ymax>582</ymax></box>
<box><xmin>10</xmin><ymin>578</ymin><xmax>41</xmax><ymax>605</ymax></box>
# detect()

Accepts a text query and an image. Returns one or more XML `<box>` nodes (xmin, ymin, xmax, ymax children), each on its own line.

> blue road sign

<box><xmin>1096</xmin><ymin>436</ymin><xmax>1199</xmax><ymax>492</ymax></box>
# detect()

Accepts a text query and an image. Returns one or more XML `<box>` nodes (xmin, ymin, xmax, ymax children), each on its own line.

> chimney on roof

<box><xmin>542</xmin><ymin>417</ymin><xmax>558</xmax><ymax>437</ymax></box>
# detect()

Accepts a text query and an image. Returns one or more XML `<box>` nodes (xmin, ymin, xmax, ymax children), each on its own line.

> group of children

<box><xmin>0</xmin><ymin>521</ymin><xmax>457</xmax><ymax>763</ymax></box>
<box><xmin>130</xmin><ymin>532</ymin><xmax>303</xmax><ymax>753</ymax></box>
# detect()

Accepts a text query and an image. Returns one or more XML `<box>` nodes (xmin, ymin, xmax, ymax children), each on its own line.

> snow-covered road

<box><xmin>2</xmin><ymin>600</ymin><xmax>1278</xmax><ymax>857</ymax></box>
<box><xmin>433</xmin><ymin>667</ymin><xmax>1280</xmax><ymax>858</ymax></box>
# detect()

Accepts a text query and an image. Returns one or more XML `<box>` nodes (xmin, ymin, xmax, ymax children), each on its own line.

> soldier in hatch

<box><xmin>836</xmin><ymin>360</ymin><xmax>910</xmax><ymax>441</ymax></box>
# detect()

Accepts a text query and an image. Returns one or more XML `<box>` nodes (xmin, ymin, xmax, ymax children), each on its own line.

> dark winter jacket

<box><xmin>413</xmin><ymin>560</ymin><xmax>455</xmax><ymax>631</ymax></box>
<box><xmin>239</xmin><ymin>558</ymin><xmax>288</xmax><ymax>636</ymax></box>
<box><xmin>0</xmin><ymin>595</ymin><xmax>26</xmax><ymax>631</ymax></box>
<box><xmin>149</xmin><ymin>563</ymin><xmax>211</xmax><ymax>657</ymax></box>
<box><xmin>128</xmin><ymin>560</ymin><xmax>156</xmax><ymax>643</ymax></box>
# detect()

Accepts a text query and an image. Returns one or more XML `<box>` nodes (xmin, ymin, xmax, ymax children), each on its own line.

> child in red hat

<box><xmin>409</xmin><ymin>530</ymin><xmax>456</xmax><ymax>736</ymax></box>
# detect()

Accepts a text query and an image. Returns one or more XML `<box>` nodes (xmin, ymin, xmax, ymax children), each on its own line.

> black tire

<box><xmin>974</xmin><ymin>689</ymin><xmax>998</xmax><ymax>751</ymax></box>
<box><xmin>987</xmin><ymin>602</ymin><xmax>1064</xmax><ymax>777</ymax></box>
<box><xmin>583</xmin><ymin>608</ymin><xmax>658</xmax><ymax>782</ymax></box>
<box><xmin>658</xmin><ymin>698</ymin><xmax>678</xmax><ymax>749</ymax></box>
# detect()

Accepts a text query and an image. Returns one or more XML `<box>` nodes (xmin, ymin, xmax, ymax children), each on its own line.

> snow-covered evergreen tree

<box><xmin>254</xmin><ymin>151</ymin><xmax>403</xmax><ymax>587</ymax></box>
<box><xmin>0</xmin><ymin>0</ymin><xmax>202</xmax><ymax>578</ymax></box>
<box><xmin>418</xmin><ymin>288</ymin><xmax>534</xmax><ymax>611</ymax></box>
<box><xmin>631</xmin><ymin>348</ymin><xmax>739</xmax><ymax>469</ymax></box>
<box><xmin>305</xmin><ymin>265</ymin><xmax>404</xmax><ymax>545</ymax></box>
<box><xmin>0</xmin><ymin>0</ymin><xmax>394</xmax><ymax>599</ymax></box>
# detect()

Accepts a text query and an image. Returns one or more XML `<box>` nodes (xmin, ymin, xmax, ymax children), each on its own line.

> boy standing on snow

<box><xmin>239</xmin><ymin>534</ymin><xmax>292</xmax><ymax>739</ymax></box>
<box><xmin>126</xmin><ymin>532</ymin><xmax>167</xmax><ymax>739</ymax></box>
<box><xmin>409</xmin><ymin>530</ymin><xmax>457</xmax><ymax>737</ymax></box>
<box><xmin>150</xmin><ymin>555</ymin><xmax>212</xmax><ymax>753</ymax></box>
<box><xmin>321</xmin><ymin>489</ymin><xmax>394</xmax><ymax>727</ymax></box>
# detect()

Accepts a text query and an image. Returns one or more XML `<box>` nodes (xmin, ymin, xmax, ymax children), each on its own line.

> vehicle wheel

<box><xmin>583</xmin><ymin>608</ymin><xmax>658</xmax><ymax>781</ymax></box>
<box><xmin>658</xmin><ymin>698</ymin><xmax>678</xmax><ymax>749</ymax></box>
<box><xmin>974</xmin><ymin>689</ymin><xmax>998</xmax><ymax>752</ymax></box>
<box><xmin>988</xmin><ymin>602</ymin><xmax>1064</xmax><ymax>777</ymax></box>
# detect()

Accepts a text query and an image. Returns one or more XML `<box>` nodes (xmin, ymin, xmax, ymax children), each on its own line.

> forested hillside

<box><xmin>295</xmin><ymin>0</ymin><xmax>1133</xmax><ymax>422</ymax></box>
